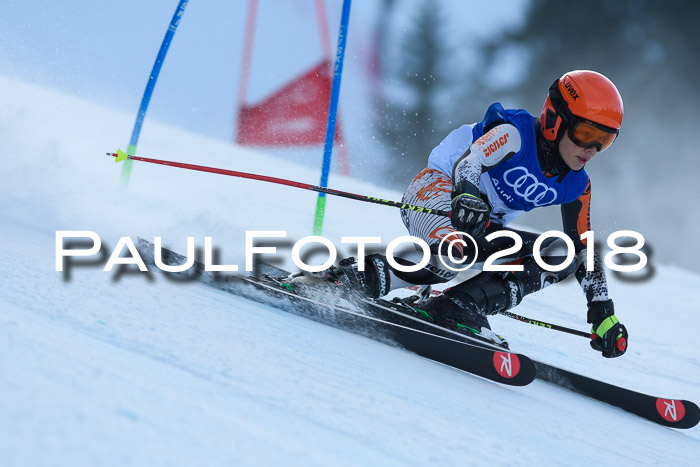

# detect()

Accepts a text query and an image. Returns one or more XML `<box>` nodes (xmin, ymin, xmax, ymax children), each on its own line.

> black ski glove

<box><xmin>450</xmin><ymin>181</ymin><xmax>491</xmax><ymax>239</ymax></box>
<box><xmin>588</xmin><ymin>299</ymin><xmax>628</xmax><ymax>358</ymax></box>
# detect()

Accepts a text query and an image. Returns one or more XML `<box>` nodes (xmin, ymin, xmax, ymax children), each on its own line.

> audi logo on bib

<box><xmin>503</xmin><ymin>167</ymin><xmax>557</xmax><ymax>207</ymax></box>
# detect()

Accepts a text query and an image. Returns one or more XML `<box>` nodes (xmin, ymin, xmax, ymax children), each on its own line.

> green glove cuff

<box><xmin>592</xmin><ymin>315</ymin><xmax>619</xmax><ymax>338</ymax></box>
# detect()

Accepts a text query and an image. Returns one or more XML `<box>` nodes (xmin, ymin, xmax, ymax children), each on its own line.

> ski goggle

<box><xmin>568</xmin><ymin>118</ymin><xmax>618</xmax><ymax>152</ymax></box>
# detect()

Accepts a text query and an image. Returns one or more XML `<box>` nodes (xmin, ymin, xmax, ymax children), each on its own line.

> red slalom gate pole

<box><xmin>108</xmin><ymin>150</ymin><xmax>450</xmax><ymax>217</ymax></box>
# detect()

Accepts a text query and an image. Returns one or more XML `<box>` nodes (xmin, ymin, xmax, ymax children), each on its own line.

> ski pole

<box><xmin>107</xmin><ymin>150</ymin><xmax>450</xmax><ymax>217</ymax></box>
<box><xmin>499</xmin><ymin>310</ymin><xmax>590</xmax><ymax>338</ymax></box>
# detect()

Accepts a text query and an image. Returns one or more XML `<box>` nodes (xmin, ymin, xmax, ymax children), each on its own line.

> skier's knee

<box><xmin>538</xmin><ymin>237</ymin><xmax>579</xmax><ymax>281</ymax></box>
<box><xmin>445</xmin><ymin>272</ymin><xmax>522</xmax><ymax>316</ymax></box>
<box><xmin>383</xmin><ymin>247</ymin><xmax>458</xmax><ymax>288</ymax></box>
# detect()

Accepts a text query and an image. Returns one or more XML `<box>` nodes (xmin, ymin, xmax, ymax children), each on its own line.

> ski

<box><xmin>358</xmin><ymin>295</ymin><xmax>700</xmax><ymax>429</ymax></box>
<box><xmin>136</xmin><ymin>239</ymin><xmax>536</xmax><ymax>387</ymax></box>
<box><xmin>135</xmin><ymin>239</ymin><xmax>700</xmax><ymax>427</ymax></box>
<box><xmin>244</xmin><ymin>274</ymin><xmax>535</xmax><ymax>386</ymax></box>
<box><xmin>532</xmin><ymin>362</ymin><xmax>700</xmax><ymax>429</ymax></box>
<box><xmin>358</xmin><ymin>297</ymin><xmax>510</xmax><ymax>351</ymax></box>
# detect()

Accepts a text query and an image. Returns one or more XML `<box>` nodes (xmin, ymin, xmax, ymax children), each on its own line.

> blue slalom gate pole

<box><xmin>312</xmin><ymin>0</ymin><xmax>351</xmax><ymax>235</ymax></box>
<box><xmin>121</xmin><ymin>0</ymin><xmax>190</xmax><ymax>185</ymax></box>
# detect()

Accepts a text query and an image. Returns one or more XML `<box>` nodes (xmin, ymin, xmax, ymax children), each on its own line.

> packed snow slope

<box><xmin>1</xmin><ymin>75</ymin><xmax>699</xmax><ymax>466</ymax></box>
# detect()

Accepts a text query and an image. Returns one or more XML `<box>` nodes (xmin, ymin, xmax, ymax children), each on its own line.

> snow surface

<box><xmin>2</xmin><ymin>75</ymin><xmax>700</xmax><ymax>466</ymax></box>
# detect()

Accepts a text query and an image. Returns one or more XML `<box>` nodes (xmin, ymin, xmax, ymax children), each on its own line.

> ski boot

<box><xmin>411</xmin><ymin>272</ymin><xmax>523</xmax><ymax>348</ymax></box>
<box><xmin>289</xmin><ymin>255</ymin><xmax>391</xmax><ymax>301</ymax></box>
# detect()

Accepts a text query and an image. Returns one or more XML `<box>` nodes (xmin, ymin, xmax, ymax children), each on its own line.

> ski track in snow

<box><xmin>1</xmin><ymin>75</ymin><xmax>700</xmax><ymax>466</ymax></box>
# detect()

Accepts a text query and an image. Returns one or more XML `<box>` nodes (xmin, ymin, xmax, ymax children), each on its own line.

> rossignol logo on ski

<box><xmin>493</xmin><ymin>352</ymin><xmax>521</xmax><ymax>379</ymax></box>
<box><xmin>656</xmin><ymin>398</ymin><xmax>686</xmax><ymax>422</ymax></box>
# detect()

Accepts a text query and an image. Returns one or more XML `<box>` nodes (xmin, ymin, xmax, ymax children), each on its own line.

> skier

<box><xmin>315</xmin><ymin>70</ymin><xmax>628</xmax><ymax>357</ymax></box>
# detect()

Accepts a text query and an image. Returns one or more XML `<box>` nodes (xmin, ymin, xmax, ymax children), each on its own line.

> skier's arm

<box><xmin>450</xmin><ymin>124</ymin><xmax>522</xmax><ymax>237</ymax></box>
<box><xmin>561</xmin><ymin>181</ymin><xmax>628</xmax><ymax>358</ymax></box>
<box><xmin>451</xmin><ymin>123</ymin><xmax>522</xmax><ymax>194</ymax></box>
<box><xmin>560</xmin><ymin>180</ymin><xmax>610</xmax><ymax>302</ymax></box>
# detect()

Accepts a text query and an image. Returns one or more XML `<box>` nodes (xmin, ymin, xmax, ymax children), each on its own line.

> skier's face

<box><xmin>559</xmin><ymin>132</ymin><xmax>598</xmax><ymax>171</ymax></box>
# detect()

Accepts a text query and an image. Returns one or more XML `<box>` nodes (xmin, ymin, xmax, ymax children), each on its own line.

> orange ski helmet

<box><xmin>541</xmin><ymin>70</ymin><xmax>623</xmax><ymax>152</ymax></box>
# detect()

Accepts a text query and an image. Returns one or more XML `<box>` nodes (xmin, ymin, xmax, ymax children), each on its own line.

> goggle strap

<box><xmin>548</xmin><ymin>80</ymin><xmax>577</xmax><ymax>126</ymax></box>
